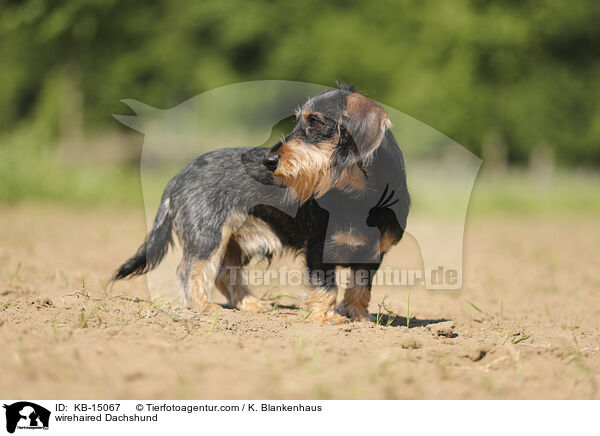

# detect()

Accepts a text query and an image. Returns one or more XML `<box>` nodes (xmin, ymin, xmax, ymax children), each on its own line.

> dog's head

<box><xmin>263</xmin><ymin>86</ymin><xmax>391</xmax><ymax>202</ymax></box>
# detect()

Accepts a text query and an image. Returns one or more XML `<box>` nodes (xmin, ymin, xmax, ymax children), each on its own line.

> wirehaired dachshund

<box><xmin>113</xmin><ymin>86</ymin><xmax>409</xmax><ymax>323</ymax></box>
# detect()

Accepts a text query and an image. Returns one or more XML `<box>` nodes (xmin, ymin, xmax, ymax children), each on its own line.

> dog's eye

<box><xmin>308</xmin><ymin>116</ymin><xmax>322</xmax><ymax>126</ymax></box>
<box><xmin>306</xmin><ymin>117</ymin><xmax>323</xmax><ymax>133</ymax></box>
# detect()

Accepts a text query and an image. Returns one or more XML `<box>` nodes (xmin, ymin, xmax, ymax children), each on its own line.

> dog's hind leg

<box><xmin>215</xmin><ymin>240</ymin><xmax>272</xmax><ymax>313</ymax></box>
<box><xmin>178</xmin><ymin>248</ymin><xmax>225</xmax><ymax>313</ymax></box>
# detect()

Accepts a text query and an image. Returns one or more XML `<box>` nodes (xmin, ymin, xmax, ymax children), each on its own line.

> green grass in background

<box><xmin>410</xmin><ymin>167</ymin><xmax>600</xmax><ymax>216</ymax></box>
<box><xmin>468</xmin><ymin>170</ymin><xmax>600</xmax><ymax>215</ymax></box>
<box><xmin>2</xmin><ymin>136</ymin><xmax>599</xmax><ymax>215</ymax></box>
<box><xmin>0</xmin><ymin>130</ymin><xmax>142</xmax><ymax>206</ymax></box>
<box><xmin>2</xmin><ymin>1</ymin><xmax>600</xmax><ymax>167</ymax></box>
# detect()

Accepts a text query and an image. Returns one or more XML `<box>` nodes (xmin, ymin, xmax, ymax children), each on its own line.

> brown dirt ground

<box><xmin>1</xmin><ymin>203</ymin><xmax>599</xmax><ymax>399</ymax></box>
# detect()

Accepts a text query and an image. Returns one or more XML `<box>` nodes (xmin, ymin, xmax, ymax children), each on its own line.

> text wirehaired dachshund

<box><xmin>113</xmin><ymin>86</ymin><xmax>410</xmax><ymax>323</ymax></box>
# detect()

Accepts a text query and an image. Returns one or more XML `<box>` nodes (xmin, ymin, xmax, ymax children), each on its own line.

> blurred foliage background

<box><xmin>1</xmin><ymin>0</ymin><xmax>599</xmax><ymax>209</ymax></box>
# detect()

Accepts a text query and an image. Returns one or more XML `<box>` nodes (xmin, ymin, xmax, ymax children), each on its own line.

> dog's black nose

<box><xmin>263</xmin><ymin>154</ymin><xmax>280</xmax><ymax>171</ymax></box>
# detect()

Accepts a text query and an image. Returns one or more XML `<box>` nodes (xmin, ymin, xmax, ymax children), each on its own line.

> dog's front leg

<box><xmin>338</xmin><ymin>265</ymin><xmax>379</xmax><ymax>322</ymax></box>
<box><xmin>304</xmin><ymin>263</ymin><xmax>348</xmax><ymax>324</ymax></box>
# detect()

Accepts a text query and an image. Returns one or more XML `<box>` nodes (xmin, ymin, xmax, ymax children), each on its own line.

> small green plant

<box><xmin>376</xmin><ymin>296</ymin><xmax>396</xmax><ymax>327</ymax></box>
<box><xmin>376</xmin><ymin>304</ymin><xmax>384</xmax><ymax>326</ymax></box>
<box><xmin>465</xmin><ymin>300</ymin><xmax>493</xmax><ymax>319</ymax></box>
<box><xmin>302</xmin><ymin>309</ymin><xmax>313</xmax><ymax>322</ymax></box>
<box><xmin>149</xmin><ymin>295</ymin><xmax>168</xmax><ymax>310</ymax></box>
<box><xmin>511</xmin><ymin>334</ymin><xmax>533</xmax><ymax>344</ymax></box>
<box><xmin>569</xmin><ymin>331</ymin><xmax>597</xmax><ymax>396</ymax></box>
<box><xmin>208</xmin><ymin>312</ymin><xmax>221</xmax><ymax>332</ymax></box>
<box><xmin>79</xmin><ymin>308</ymin><xmax>88</xmax><ymax>328</ymax></box>
<box><xmin>49</xmin><ymin>313</ymin><xmax>59</xmax><ymax>336</ymax></box>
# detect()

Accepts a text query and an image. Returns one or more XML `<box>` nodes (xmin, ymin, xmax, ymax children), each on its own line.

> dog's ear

<box><xmin>340</xmin><ymin>93</ymin><xmax>391</xmax><ymax>163</ymax></box>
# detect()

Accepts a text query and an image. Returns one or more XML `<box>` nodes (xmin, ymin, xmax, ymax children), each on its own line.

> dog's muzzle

<box><xmin>263</xmin><ymin>154</ymin><xmax>280</xmax><ymax>172</ymax></box>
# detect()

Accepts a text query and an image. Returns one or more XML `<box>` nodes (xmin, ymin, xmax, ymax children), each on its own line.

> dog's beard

<box><xmin>274</xmin><ymin>142</ymin><xmax>335</xmax><ymax>203</ymax></box>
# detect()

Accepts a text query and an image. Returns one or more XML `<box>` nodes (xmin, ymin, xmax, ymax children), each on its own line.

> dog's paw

<box><xmin>307</xmin><ymin>310</ymin><xmax>349</xmax><ymax>324</ymax></box>
<box><xmin>349</xmin><ymin>312</ymin><xmax>376</xmax><ymax>322</ymax></box>
<box><xmin>337</xmin><ymin>303</ymin><xmax>374</xmax><ymax>322</ymax></box>
<box><xmin>188</xmin><ymin>302</ymin><xmax>222</xmax><ymax>313</ymax></box>
<box><xmin>236</xmin><ymin>295</ymin><xmax>273</xmax><ymax>313</ymax></box>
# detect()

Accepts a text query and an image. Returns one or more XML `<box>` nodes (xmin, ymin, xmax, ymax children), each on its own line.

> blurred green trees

<box><xmin>1</xmin><ymin>0</ymin><xmax>599</xmax><ymax>166</ymax></box>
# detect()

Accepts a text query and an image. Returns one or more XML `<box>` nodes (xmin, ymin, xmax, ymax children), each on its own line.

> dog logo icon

<box><xmin>2</xmin><ymin>402</ymin><xmax>50</xmax><ymax>434</ymax></box>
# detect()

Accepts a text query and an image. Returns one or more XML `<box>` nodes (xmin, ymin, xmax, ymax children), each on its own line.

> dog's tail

<box><xmin>112</xmin><ymin>197</ymin><xmax>174</xmax><ymax>281</ymax></box>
